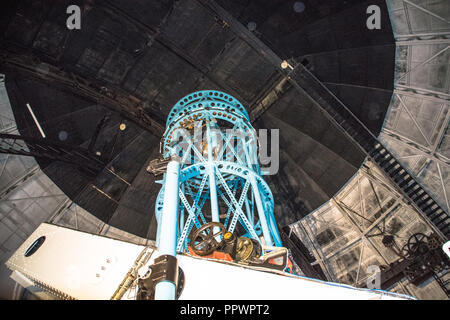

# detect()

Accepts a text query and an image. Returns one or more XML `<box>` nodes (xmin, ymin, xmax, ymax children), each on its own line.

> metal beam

<box><xmin>381</xmin><ymin>128</ymin><xmax>450</xmax><ymax>167</ymax></box>
<box><xmin>196</xmin><ymin>0</ymin><xmax>284</xmax><ymax>68</ymax></box>
<box><xmin>0</xmin><ymin>164</ymin><xmax>40</xmax><ymax>198</ymax></box>
<box><xmin>98</xmin><ymin>1</ymin><xmax>244</xmax><ymax>105</ymax></box>
<box><xmin>249</xmin><ymin>76</ymin><xmax>291</xmax><ymax>122</ymax></box>
<box><xmin>394</xmin><ymin>87</ymin><xmax>450</xmax><ymax>105</ymax></box>
<box><xmin>0</xmin><ymin>50</ymin><xmax>165</xmax><ymax>138</ymax></box>
<box><xmin>0</xmin><ymin>133</ymin><xmax>105</xmax><ymax>176</ymax></box>
<box><xmin>197</xmin><ymin>1</ymin><xmax>450</xmax><ymax>239</ymax></box>
<box><xmin>395</xmin><ymin>31</ymin><xmax>450</xmax><ymax>39</ymax></box>
<box><xmin>402</xmin><ymin>0</ymin><xmax>450</xmax><ymax>24</ymax></box>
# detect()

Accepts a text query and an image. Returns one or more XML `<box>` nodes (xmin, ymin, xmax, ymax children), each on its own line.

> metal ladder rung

<box><xmin>347</xmin><ymin>128</ymin><xmax>357</xmax><ymax>137</ymax></box>
<box><xmin>435</xmin><ymin>218</ymin><xmax>450</xmax><ymax>228</ymax></box>
<box><xmin>431</xmin><ymin>216</ymin><xmax>447</xmax><ymax>226</ymax></box>
<box><xmin>408</xmin><ymin>187</ymin><xmax>425</xmax><ymax>198</ymax></box>
<box><xmin>373</xmin><ymin>148</ymin><xmax>389</xmax><ymax>158</ymax></box>
<box><xmin>398</xmin><ymin>179</ymin><xmax>413</xmax><ymax>189</ymax></box>
<box><xmin>387</xmin><ymin>165</ymin><xmax>402</xmax><ymax>176</ymax></box>
<box><xmin>392</xmin><ymin>171</ymin><xmax>408</xmax><ymax>182</ymax></box>
<box><xmin>438</xmin><ymin>220</ymin><xmax>450</xmax><ymax>230</ymax></box>
<box><xmin>369</xmin><ymin>145</ymin><xmax>384</xmax><ymax>156</ymax></box>
<box><xmin>428</xmin><ymin>209</ymin><xmax>445</xmax><ymax>220</ymax></box>
<box><xmin>379</xmin><ymin>157</ymin><xmax>395</xmax><ymax>167</ymax></box>
<box><xmin>420</xmin><ymin>203</ymin><xmax>436</xmax><ymax>214</ymax></box>
<box><xmin>409</xmin><ymin>191</ymin><xmax>426</xmax><ymax>201</ymax></box>
<box><xmin>410</xmin><ymin>193</ymin><xmax>429</xmax><ymax>203</ymax></box>
<box><xmin>404</xmin><ymin>182</ymin><xmax>420</xmax><ymax>193</ymax></box>
<box><xmin>416</xmin><ymin>197</ymin><xmax>434</xmax><ymax>207</ymax></box>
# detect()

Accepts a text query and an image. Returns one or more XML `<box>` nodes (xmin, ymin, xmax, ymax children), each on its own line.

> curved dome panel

<box><xmin>1</xmin><ymin>0</ymin><xmax>395</xmax><ymax>238</ymax></box>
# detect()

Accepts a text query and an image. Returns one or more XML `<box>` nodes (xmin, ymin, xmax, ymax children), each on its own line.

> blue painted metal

<box><xmin>155</xmin><ymin>160</ymin><xmax>180</xmax><ymax>300</ymax></box>
<box><xmin>156</xmin><ymin>90</ymin><xmax>282</xmax><ymax>262</ymax></box>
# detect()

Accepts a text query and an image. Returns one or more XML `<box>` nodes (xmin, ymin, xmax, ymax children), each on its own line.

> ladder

<box><xmin>288</xmin><ymin>65</ymin><xmax>450</xmax><ymax>240</ymax></box>
<box><xmin>193</xmin><ymin>0</ymin><xmax>450</xmax><ymax>240</ymax></box>
<box><xmin>433</xmin><ymin>268</ymin><xmax>450</xmax><ymax>299</ymax></box>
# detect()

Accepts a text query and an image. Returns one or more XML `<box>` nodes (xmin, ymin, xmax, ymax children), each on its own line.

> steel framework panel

<box><xmin>155</xmin><ymin>90</ymin><xmax>281</xmax><ymax>253</ymax></box>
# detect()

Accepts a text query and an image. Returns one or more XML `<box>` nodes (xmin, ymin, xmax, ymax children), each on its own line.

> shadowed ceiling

<box><xmin>0</xmin><ymin>0</ymin><xmax>395</xmax><ymax>238</ymax></box>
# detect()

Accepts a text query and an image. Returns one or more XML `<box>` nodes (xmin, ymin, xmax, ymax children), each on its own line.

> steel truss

<box><xmin>195</xmin><ymin>0</ymin><xmax>450</xmax><ymax>243</ymax></box>
<box><xmin>155</xmin><ymin>90</ymin><xmax>282</xmax><ymax>254</ymax></box>
<box><xmin>0</xmin><ymin>133</ymin><xmax>105</xmax><ymax>176</ymax></box>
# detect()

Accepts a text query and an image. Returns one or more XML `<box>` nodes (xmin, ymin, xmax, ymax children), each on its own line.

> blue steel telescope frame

<box><xmin>155</xmin><ymin>90</ymin><xmax>282</xmax><ymax>254</ymax></box>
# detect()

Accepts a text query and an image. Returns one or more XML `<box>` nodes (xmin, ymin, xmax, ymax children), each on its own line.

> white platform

<box><xmin>6</xmin><ymin>223</ymin><xmax>414</xmax><ymax>300</ymax></box>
